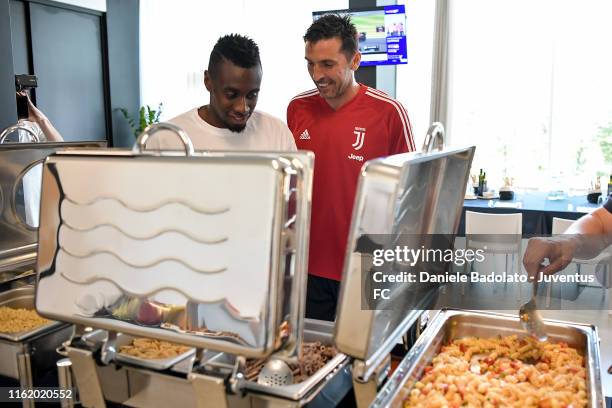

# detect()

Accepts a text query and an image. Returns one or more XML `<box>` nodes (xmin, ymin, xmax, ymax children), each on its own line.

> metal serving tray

<box><xmin>81</xmin><ymin>329</ymin><xmax>198</xmax><ymax>371</ymax></box>
<box><xmin>0</xmin><ymin>286</ymin><xmax>72</xmax><ymax>381</ymax></box>
<box><xmin>0</xmin><ymin>286</ymin><xmax>63</xmax><ymax>342</ymax></box>
<box><xmin>69</xmin><ymin>319</ymin><xmax>350</xmax><ymax>408</ymax></box>
<box><xmin>115</xmin><ymin>334</ymin><xmax>195</xmax><ymax>370</ymax></box>
<box><xmin>35</xmin><ymin>134</ymin><xmax>312</xmax><ymax>360</ymax></box>
<box><xmin>240</xmin><ymin>319</ymin><xmax>350</xmax><ymax>402</ymax></box>
<box><xmin>371</xmin><ymin>309</ymin><xmax>605</xmax><ymax>408</ymax></box>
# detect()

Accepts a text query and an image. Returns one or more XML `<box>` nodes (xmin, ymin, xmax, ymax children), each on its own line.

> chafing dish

<box><xmin>0</xmin><ymin>137</ymin><xmax>106</xmax><ymax>407</ymax></box>
<box><xmin>34</xmin><ymin>123</ymin><xmax>354</xmax><ymax>407</ymax></box>
<box><xmin>0</xmin><ymin>286</ymin><xmax>65</xmax><ymax>342</ymax></box>
<box><xmin>204</xmin><ymin>318</ymin><xmax>351</xmax><ymax>405</ymax></box>
<box><xmin>76</xmin><ymin>319</ymin><xmax>350</xmax><ymax>407</ymax></box>
<box><xmin>331</xmin><ymin>123</ymin><xmax>604</xmax><ymax>407</ymax></box>
<box><xmin>0</xmin><ymin>139</ymin><xmax>106</xmax><ymax>269</ymax></box>
<box><xmin>0</xmin><ymin>286</ymin><xmax>72</xmax><ymax>404</ymax></box>
<box><xmin>371</xmin><ymin>309</ymin><xmax>605</xmax><ymax>407</ymax></box>
<box><xmin>333</xmin><ymin>123</ymin><xmax>476</xmax><ymax>407</ymax></box>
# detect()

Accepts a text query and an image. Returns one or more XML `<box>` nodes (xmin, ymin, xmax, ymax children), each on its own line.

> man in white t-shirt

<box><xmin>149</xmin><ymin>34</ymin><xmax>296</xmax><ymax>151</ymax></box>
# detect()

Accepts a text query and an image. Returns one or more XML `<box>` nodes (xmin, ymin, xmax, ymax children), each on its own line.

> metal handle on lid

<box><xmin>0</xmin><ymin>124</ymin><xmax>40</xmax><ymax>144</ymax></box>
<box><xmin>133</xmin><ymin>122</ymin><xmax>195</xmax><ymax>156</ymax></box>
<box><xmin>421</xmin><ymin>122</ymin><xmax>445</xmax><ymax>153</ymax></box>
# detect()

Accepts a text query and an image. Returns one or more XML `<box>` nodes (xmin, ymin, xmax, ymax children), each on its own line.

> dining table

<box><xmin>459</xmin><ymin>191</ymin><xmax>601</xmax><ymax>236</ymax></box>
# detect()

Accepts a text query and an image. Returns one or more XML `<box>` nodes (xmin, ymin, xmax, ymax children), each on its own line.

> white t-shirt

<box><xmin>146</xmin><ymin>108</ymin><xmax>297</xmax><ymax>152</ymax></box>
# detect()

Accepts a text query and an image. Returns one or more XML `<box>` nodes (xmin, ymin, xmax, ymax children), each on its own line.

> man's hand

<box><xmin>522</xmin><ymin>236</ymin><xmax>578</xmax><ymax>279</ymax></box>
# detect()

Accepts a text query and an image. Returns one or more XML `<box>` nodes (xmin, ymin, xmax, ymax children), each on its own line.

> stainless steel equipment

<box><xmin>0</xmin><ymin>139</ymin><xmax>106</xmax><ymax>281</ymax></box>
<box><xmin>333</xmin><ymin>125</ymin><xmax>476</xmax><ymax>407</ymax></box>
<box><xmin>0</xmin><ymin>137</ymin><xmax>106</xmax><ymax>407</ymax></box>
<box><xmin>34</xmin><ymin>123</ymin><xmax>354</xmax><ymax>407</ymax></box>
<box><xmin>36</xmin><ymin>142</ymin><xmax>309</xmax><ymax>358</ymax></box>
<box><xmin>371</xmin><ymin>309</ymin><xmax>605</xmax><ymax>408</ymax></box>
<box><xmin>0</xmin><ymin>286</ymin><xmax>72</xmax><ymax>407</ymax></box>
<box><xmin>519</xmin><ymin>279</ymin><xmax>548</xmax><ymax>341</ymax></box>
<box><xmin>0</xmin><ymin>123</ymin><xmax>39</xmax><ymax>144</ymax></box>
<box><xmin>34</xmin><ymin>121</ymin><xmax>490</xmax><ymax>407</ymax></box>
<box><xmin>331</xmin><ymin>122</ymin><xmax>604</xmax><ymax>407</ymax></box>
<box><xmin>258</xmin><ymin>358</ymin><xmax>294</xmax><ymax>386</ymax></box>
<box><xmin>75</xmin><ymin>319</ymin><xmax>350</xmax><ymax>407</ymax></box>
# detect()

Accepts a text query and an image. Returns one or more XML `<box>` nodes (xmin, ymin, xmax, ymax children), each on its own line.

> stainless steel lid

<box><xmin>35</xmin><ymin>124</ymin><xmax>313</xmax><ymax>359</ymax></box>
<box><xmin>0</xmin><ymin>140</ymin><xmax>105</xmax><ymax>272</ymax></box>
<box><xmin>334</xmin><ymin>124</ymin><xmax>475</xmax><ymax>378</ymax></box>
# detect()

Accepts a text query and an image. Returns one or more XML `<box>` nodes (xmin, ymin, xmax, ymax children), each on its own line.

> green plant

<box><xmin>574</xmin><ymin>141</ymin><xmax>587</xmax><ymax>173</ymax></box>
<box><xmin>596</xmin><ymin>121</ymin><xmax>612</xmax><ymax>165</ymax></box>
<box><xmin>118</xmin><ymin>103</ymin><xmax>163</xmax><ymax>139</ymax></box>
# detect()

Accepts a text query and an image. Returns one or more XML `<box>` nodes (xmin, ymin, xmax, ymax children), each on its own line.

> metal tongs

<box><xmin>519</xmin><ymin>278</ymin><xmax>548</xmax><ymax>341</ymax></box>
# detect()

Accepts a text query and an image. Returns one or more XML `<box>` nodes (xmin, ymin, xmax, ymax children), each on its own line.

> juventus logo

<box><xmin>352</xmin><ymin>127</ymin><xmax>366</xmax><ymax>151</ymax></box>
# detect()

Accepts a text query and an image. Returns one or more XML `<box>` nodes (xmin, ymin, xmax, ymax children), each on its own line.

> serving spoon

<box><xmin>257</xmin><ymin>359</ymin><xmax>294</xmax><ymax>387</ymax></box>
<box><xmin>519</xmin><ymin>278</ymin><xmax>548</xmax><ymax>341</ymax></box>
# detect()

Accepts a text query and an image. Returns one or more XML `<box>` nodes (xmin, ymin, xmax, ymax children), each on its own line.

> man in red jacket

<box><xmin>287</xmin><ymin>14</ymin><xmax>416</xmax><ymax>321</ymax></box>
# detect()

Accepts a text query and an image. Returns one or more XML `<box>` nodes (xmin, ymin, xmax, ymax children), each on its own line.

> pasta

<box><xmin>0</xmin><ymin>306</ymin><xmax>49</xmax><ymax>333</ymax></box>
<box><xmin>119</xmin><ymin>338</ymin><xmax>191</xmax><ymax>359</ymax></box>
<box><xmin>403</xmin><ymin>335</ymin><xmax>587</xmax><ymax>408</ymax></box>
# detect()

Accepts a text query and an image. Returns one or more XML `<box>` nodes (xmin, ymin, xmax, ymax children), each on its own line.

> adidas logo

<box><xmin>299</xmin><ymin>129</ymin><xmax>310</xmax><ymax>140</ymax></box>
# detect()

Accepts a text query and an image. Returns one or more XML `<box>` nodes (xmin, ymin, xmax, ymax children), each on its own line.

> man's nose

<box><xmin>233</xmin><ymin>97</ymin><xmax>249</xmax><ymax>114</ymax></box>
<box><xmin>312</xmin><ymin>65</ymin><xmax>324</xmax><ymax>82</ymax></box>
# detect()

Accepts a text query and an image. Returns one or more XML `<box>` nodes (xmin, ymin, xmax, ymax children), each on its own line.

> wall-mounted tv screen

<box><xmin>312</xmin><ymin>5</ymin><xmax>408</xmax><ymax>67</ymax></box>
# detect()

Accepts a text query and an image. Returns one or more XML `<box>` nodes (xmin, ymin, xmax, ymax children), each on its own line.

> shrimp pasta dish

<box><xmin>403</xmin><ymin>335</ymin><xmax>587</xmax><ymax>408</ymax></box>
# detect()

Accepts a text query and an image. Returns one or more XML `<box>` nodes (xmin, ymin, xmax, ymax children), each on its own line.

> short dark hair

<box><xmin>304</xmin><ymin>14</ymin><xmax>358</xmax><ymax>58</ymax></box>
<box><xmin>208</xmin><ymin>34</ymin><xmax>261</xmax><ymax>76</ymax></box>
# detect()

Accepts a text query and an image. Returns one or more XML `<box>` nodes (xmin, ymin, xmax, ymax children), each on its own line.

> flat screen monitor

<box><xmin>312</xmin><ymin>5</ymin><xmax>408</xmax><ymax>67</ymax></box>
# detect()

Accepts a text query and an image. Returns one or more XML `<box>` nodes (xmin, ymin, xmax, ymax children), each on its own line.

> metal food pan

<box><xmin>371</xmin><ymin>309</ymin><xmax>604</xmax><ymax>408</ymax></box>
<box><xmin>0</xmin><ymin>286</ymin><xmax>72</xmax><ymax>379</ymax></box>
<box><xmin>81</xmin><ymin>330</ymin><xmax>196</xmax><ymax>370</ymax></box>
<box><xmin>0</xmin><ymin>269</ymin><xmax>34</xmax><ymax>286</ymax></box>
<box><xmin>115</xmin><ymin>334</ymin><xmax>196</xmax><ymax>370</ymax></box>
<box><xmin>0</xmin><ymin>286</ymin><xmax>63</xmax><ymax>341</ymax></box>
<box><xmin>202</xmin><ymin>319</ymin><xmax>351</xmax><ymax>403</ymax></box>
<box><xmin>243</xmin><ymin>319</ymin><xmax>350</xmax><ymax>402</ymax></box>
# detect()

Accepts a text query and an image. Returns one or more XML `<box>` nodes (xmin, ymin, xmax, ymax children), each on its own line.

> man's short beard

<box><xmin>227</xmin><ymin>123</ymin><xmax>247</xmax><ymax>133</ymax></box>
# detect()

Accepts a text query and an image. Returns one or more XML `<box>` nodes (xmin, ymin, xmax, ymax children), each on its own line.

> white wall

<box><xmin>140</xmin><ymin>0</ymin><xmax>347</xmax><ymax>122</ymax></box>
<box><xmin>139</xmin><ymin>0</ymin><xmax>435</xmax><ymax>144</ymax></box>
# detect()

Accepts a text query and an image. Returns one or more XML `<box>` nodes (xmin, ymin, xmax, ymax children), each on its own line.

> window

<box><xmin>446</xmin><ymin>0</ymin><xmax>612</xmax><ymax>192</ymax></box>
<box><xmin>396</xmin><ymin>0</ymin><xmax>436</xmax><ymax>146</ymax></box>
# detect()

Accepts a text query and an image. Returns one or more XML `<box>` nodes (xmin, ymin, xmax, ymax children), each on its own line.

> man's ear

<box><xmin>351</xmin><ymin>52</ymin><xmax>362</xmax><ymax>71</ymax></box>
<box><xmin>204</xmin><ymin>70</ymin><xmax>212</xmax><ymax>92</ymax></box>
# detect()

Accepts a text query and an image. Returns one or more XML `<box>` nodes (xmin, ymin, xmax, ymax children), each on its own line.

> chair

<box><xmin>552</xmin><ymin>217</ymin><xmax>611</xmax><ymax>311</ymax></box>
<box><xmin>463</xmin><ymin>211</ymin><xmax>523</xmax><ymax>299</ymax></box>
<box><xmin>465</xmin><ymin>211</ymin><xmax>523</xmax><ymax>273</ymax></box>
